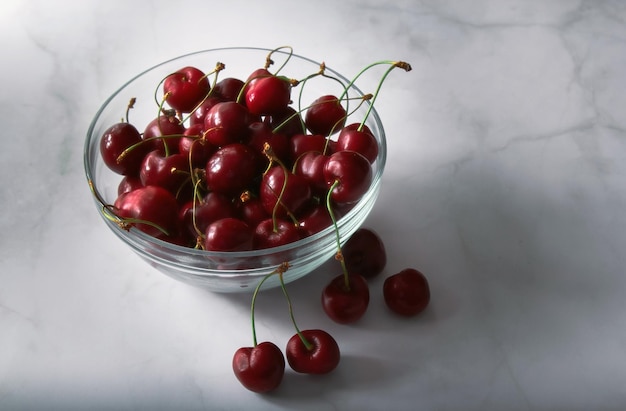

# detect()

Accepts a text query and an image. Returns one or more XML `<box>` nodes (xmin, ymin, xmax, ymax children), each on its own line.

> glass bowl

<box><xmin>84</xmin><ymin>47</ymin><xmax>386</xmax><ymax>292</ymax></box>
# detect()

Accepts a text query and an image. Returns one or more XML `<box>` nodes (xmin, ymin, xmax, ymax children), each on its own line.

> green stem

<box><xmin>265</xmin><ymin>46</ymin><xmax>294</xmax><ymax>75</ymax></box>
<box><xmin>338</xmin><ymin>60</ymin><xmax>411</xmax><ymax>130</ymax></box>
<box><xmin>178</xmin><ymin>62</ymin><xmax>225</xmax><ymax>125</ymax></box>
<box><xmin>88</xmin><ymin>181</ymin><xmax>169</xmax><ymax>236</ymax></box>
<box><xmin>100</xmin><ymin>204</ymin><xmax>170</xmax><ymax>236</ymax></box>
<box><xmin>250</xmin><ymin>262</ymin><xmax>291</xmax><ymax>347</ymax></box>
<box><xmin>277</xmin><ymin>269</ymin><xmax>313</xmax><ymax>351</ymax></box>
<box><xmin>326</xmin><ymin>180</ymin><xmax>350</xmax><ymax>289</ymax></box>
<box><xmin>124</xmin><ymin>97</ymin><xmax>136</xmax><ymax>123</ymax></box>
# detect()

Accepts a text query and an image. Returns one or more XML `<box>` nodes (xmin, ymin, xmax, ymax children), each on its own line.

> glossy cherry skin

<box><xmin>285</xmin><ymin>329</ymin><xmax>340</xmax><ymax>375</ymax></box>
<box><xmin>323</xmin><ymin>150</ymin><xmax>372</xmax><ymax>205</ymax></box>
<box><xmin>336</xmin><ymin>124</ymin><xmax>379</xmax><ymax>164</ymax></box>
<box><xmin>289</xmin><ymin>133</ymin><xmax>331</xmax><ymax>164</ymax></box>
<box><xmin>203</xmin><ymin>101</ymin><xmax>252</xmax><ymax>147</ymax></box>
<box><xmin>265</xmin><ymin>105</ymin><xmax>305</xmax><ymax>137</ymax></box>
<box><xmin>237</xmin><ymin>195</ymin><xmax>270</xmax><ymax>228</ymax></box>
<box><xmin>293</xmin><ymin>150</ymin><xmax>329</xmax><ymax>196</ymax></box>
<box><xmin>179</xmin><ymin>125</ymin><xmax>216</xmax><ymax>168</ymax></box>
<box><xmin>205</xmin><ymin>143</ymin><xmax>258</xmax><ymax>197</ymax></box>
<box><xmin>321</xmin><ymin>273</ymin><xmax>370</xmax><ymax>324</ymax></box>
<box><xmin>260</xmin><ymin>166</ymin><xmax>312</xmax><ymax>219</ymax></box>
<box><xmin>247</xmin><ymin>121</ymin><xmax>290</xmax><ymax>170</ymax></box>
<box><xmin>178</xmin><ymin>192</ymin><xmax>237</xmax><ymax>240</ymax></box>
<box><xmin>100</xmin><ymin>122</ymin><xmax>150</xmax><ymax>176</ymax></box>
<box><xmin>213</xmin><ymin>77</ymin><xmax>245</xmax><ymax>102</ymax></box>
<box><xmin>383</xmin><ymin>268</ymin><xmax>431</xmax><ymax>316</ymax></box>
<box><xmin>189</xmin><ymin>96</ymin><xmax>222</xmax><ymax>128</ymax></box>
<box><xmin>232</xmin><ymin>341</ymin><xmax>285</xmax><ymax>393</ymax></box>
<box><xmin>252</xmin><ymin>218</ymin><xmax>302</xmax><ymax>249</ymax></box>
<box><xmin>139</xmin><ymin>150</ymin><xmax>191</xmax><ymax>194</ymax></box>
<box><xmin>245</xmin><ymin>75</ymin><xmax>291</xmax><ymax>116</ymax></box>
<box><xmin>204</xmin><ymin>217</ymin><xmax>253</xmax><ymax>251</ymax></box>
<box><xmin>143</xmin><ymin>114</ymin><xmax>186</xmax><ymax>154</ymax></box>
<box><xmin>297</xmin><ymin>203</ymin><xmax>333</xmax><ymax>237</ymax></box>
<box><xmin>117</xmin><ymin>175</ymin><xmax>143</xmax><ymax>196</ymax></box>
<box><xmin>342</xmin><ymin>228</ymin><xmax>387</xmax><ymax>279</ymax></box>
<box><xmin>305</xmin><ymin>95</ymin><xmax>346</xmax><ymax>136</ymax></box>
<box><xmin>113</xmin><ymin>185</ymin><xmax>179</xmax><ymax>238</ymax></box>
<box><xmin>163</xmin><ymin>66</ymin><xmax>210</xmax><ymax>113</ymax></box>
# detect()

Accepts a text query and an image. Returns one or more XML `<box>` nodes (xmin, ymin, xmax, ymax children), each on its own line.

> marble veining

<box><xmin>2</xmin><ymin>0</ymin><xmax>626</xmax><ymax>409</ymax></box>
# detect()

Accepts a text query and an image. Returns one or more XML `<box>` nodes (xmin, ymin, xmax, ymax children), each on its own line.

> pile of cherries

<box><xmin>95</xmin><ymin>47</ymin><xmax>430</xmax><ymax>393</ymax></box>
<box><xmin>99</xmin><ymin>49</ymin><xmax>392</xmax><ymax>252</ymax></box>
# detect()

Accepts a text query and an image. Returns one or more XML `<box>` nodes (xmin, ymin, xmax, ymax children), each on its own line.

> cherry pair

<box><xmin>232</xmin><ymin>263</ymin><xmax>340</xmax><ymax>393</ymax></box>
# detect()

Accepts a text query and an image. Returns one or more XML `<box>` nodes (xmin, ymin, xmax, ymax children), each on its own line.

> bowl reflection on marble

<box><xmin>83</xmin><ymin>47</ymin><xmax>386</xmax><ymax>293</ymax></box>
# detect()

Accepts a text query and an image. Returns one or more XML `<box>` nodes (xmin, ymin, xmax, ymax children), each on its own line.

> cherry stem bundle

<box><xmin>249</xmin><ymin>262</ymin><xmax>290</xmax><ymax>347</ymax></box>
<box><xmin>339</xmin><ymin>60</ymin><xmax>412</xmax><ymax>131</ymax></box>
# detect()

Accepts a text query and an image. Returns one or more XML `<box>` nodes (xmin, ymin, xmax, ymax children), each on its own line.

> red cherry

<box><xmin>179</xmin><ymin>125</ymin><xmax>216</xmax><ymax>168</ymax></box>
<box><xmin>336</xmin><ymin>123</ymin><xmax>379</xmax><ymax>164</ymax></box>
<box><xmin>232</xmin><ymin>341</ymin><xmax>285</xmax><ymax>393</ymax></box>
<box><xmin>178</xmin><ymin>192</ymin><xmax>237</xmax><ymax>240</ymax></box>
<box><xmin>340</xmin><ymin>122</ymin><xmax>373</xmax><ymax>136</ymax></box>
<box><xmin>305</xmin><ymin>95</ymin><xmax>346</xmax><ymax>136</ymax></box>
<box><xmin>237</xmin><ymin>195</ymin><xmax>270</xmax><ymax>228</ymax></box>
<box><xmin>285</xmin><ymin>329</ymin><xmax>340</xmax><ymax>375</ymax></box>
<box><xmin>189</xmin><ymin>96</ymin><xmax>222</xmax><ymax>128</ymax></box>
<box><xmin>383</xmin><ymin>268</ymin><xmax>431</xmax><ymax>316</ymax></box>
<box><xmin>245</xmin><ymin>75</ymin><xmax>291</xmax><ymax>116</ymax></box>
<box><xmin>143</xmin><ymin>114</ymin><xmax>186</xmax><ymax>154</ymax></box>
<box><xmin>265</xmin><ymin>106</ymin><xmax>305</xmax><ymax>137</ymax></box>
<box><xmin>342</xmin><ymin>228</ymin><xmax>387</xmax><ymax>279</ymax></box>
<box><xmin>117</xmin><ymin>175</ymin><xmax>143</xmax><ymax>196</ymax></box>
<box><xmin>204</xmin><ymin>217</ymin><xmax>253</xmax><ymax>251</ymax></box>
<box><xmin>289</xmin><ymin>133</ymin><xmax>331</xmax><ymax>164</ymax></box>
<box><xmin>203</xmin><ymin>101</ymin><xmax>252</xmax><ymax>147</ymax></box>
<box><xmin>139</xmin><ymin>150</ymin><xmax>191</xmax><ymax>194</ymax></box>
<box><xmin>321</xmin><ymin>273</ymin><xmax>370</xmax><ymax>324</ymax></box>
<box><xmin>260</xmin><ymin>166</ymin><xmax>312</xmax><ymax>219</ymax></box>
<box><xmin>323</xmin><ymin>150</ymin><xmax>372</xmax><ymax>205</ymax></box>
<box><xmin>100</xmin><ymin>122</ymin><xmax>149</xmax><ymax>176</ymax></box>
<box><xmin>213</xmin><ymin>77</ymin><xmax>245</xmax><ymax>102</ymax></box>
<box><xmin>297</xmin><ymin>203</ymin><xmax>333</xmax><ymax>237</ymax></box>
<box><xmin>163</xmin><ymin>66</ymin><xmax>210</xmax><ymax>113</ymax></box>
<box><xmin>113</xmin><ymin>185</ymin><xmax>179</xmax><ymax>238</ymax></box>
<box><xmin>252</xmin><ymin>218</ymin><xmax>301</xmax><ymax>249</ymax></box>
<box><xmin>293</xmin><ymin>150</ymin><xmax>329</xmax><ymax>196</ymax></box>
<box><xmin>247</xmin><ymin>121</ymin><xmax>290</xmax><ymax>170</ymax></box>
<box><xmin>205</xmin><ymin>143</ymin><xmax>258</xmax><ymax>197</ymax></box>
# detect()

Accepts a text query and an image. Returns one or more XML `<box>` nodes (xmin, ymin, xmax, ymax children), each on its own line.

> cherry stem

<box><xmin>292</xmin><ymin>62</ymin><xmax>351</xmax><ymax>134</ymax></box>
<box><xmin>88</xmin><ymin>180</ymin><xmax>170</xmax><ymax>236</ymax></box>
<box><xmin>178</xmin><ymin>62</ymin><xmax>226</xmax><ymax>125</ymax></box>
<box><xmin>277</xmin><ymin>269</ymin><xmax>314</xmax><ymax>351</ymax></box>
<box><xmin>98</xmin><ymin>203</ymin><xmax>170</xmax><ymax>236</ymax></box>
<box><xmin>265</xmin><ymin>46</ymin><xmax>294</xmax><ymax>74</ymax></box>
<box><xmin>263</xmin><ymin>143</ymin><xmax>298</xmax><ymax>230</ymax></box>
<box><xmin>338</xmin><ymin>60</ymin><xmax>411</xmax><ymax>131</ymax></box>
<box><xmin>326</xmin><ymin>179</ymin><xmax>350</xmax><ymax>289</ymax></box>
<box><xmin>359</xmin><ymin>62</ymin><xmax>410</xmax><ymax>131</ymax></box>
<box><xmin>124</xmin><ymin>97</ymin><xmax>136</xmax><ymax>123</ymax></box>
<box><xmin>116</xmin><ymin>133</ymin><xmax>186</xmax><ymax>164</ymax></box>
<box><xmin>320</xmin><ymin>93</ymin><xmax>373</xmax><ymax>154</ymax></box>
<box><xmin>250</xmin><ymin>262</ymin><xmax>291</xmax><ymax>347</ymax></box>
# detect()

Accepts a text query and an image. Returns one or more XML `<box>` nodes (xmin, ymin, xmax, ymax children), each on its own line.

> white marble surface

<box><xmin>2</xmin><ymin>0</ymin><xmax>626</xmax><ymax>409</ymax></box>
